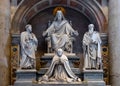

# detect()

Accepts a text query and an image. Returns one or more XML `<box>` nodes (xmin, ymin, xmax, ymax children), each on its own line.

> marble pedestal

<box><xmin>83</xmin><ymin>70</ymin><xmax>105</xmax><ymax>86</ymax></box>
<box><xmin>14</xmin><ymin>69</ymin><xmax>37</xmax><ymax>86</ymax></box>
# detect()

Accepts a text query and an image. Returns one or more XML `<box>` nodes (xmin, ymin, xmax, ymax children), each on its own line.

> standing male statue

<box><xmin>43</xmin><ymin>10</ymin><xmax>78</xmax><ymax>52</ymax></box>
<box><xmin>20</xmin><ymin>24</ymin><xmax>38</xmax><ymax>69</ymax></box>
<box><xmin>82</xmin><ymin>24</ymin><xmax>102</xmax><ymax>70</ymax></box>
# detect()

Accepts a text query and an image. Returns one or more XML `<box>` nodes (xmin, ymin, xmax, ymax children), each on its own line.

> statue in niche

<box><xmin>43</xmin><ymin>10</ymin><xmax>78</xmax><ymax>53</ymax></box>
<box><xmin>39</xmin><ymin>48</ymin><xmax>81</xmax><ymax>82</ymax></box>
<box><xmin>20</xmin><ymin>24</ymin><xmax>38</xmax><ymax>69</ymax></box>
<box><xmin>82</xmin><ymin>24</ymin><xmax>102</xmax><ymax>70</ymax></box>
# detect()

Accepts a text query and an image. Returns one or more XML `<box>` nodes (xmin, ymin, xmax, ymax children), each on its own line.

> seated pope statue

<box><xmin>39</xmin><ymin>48</ymin><xmax>81</xmax><ymax>82</ymax></box>
<box><xmin>43</xmin><ymin>10</ymin><xmax>78</xmax><ymax>52</ymax></box>
<box><xmin>20</xmin><ymin>24</ymin><xmax>38</xmax><ymax>69</ymax></box>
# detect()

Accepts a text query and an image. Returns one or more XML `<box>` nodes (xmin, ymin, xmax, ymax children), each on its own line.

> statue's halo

<box><xmin>53</xmin><ymin>7</ymin><xmax>66</xmax><ymax>16</ymax></box>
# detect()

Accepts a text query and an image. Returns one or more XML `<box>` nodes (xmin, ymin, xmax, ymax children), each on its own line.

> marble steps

<box><xmin>39</xmin><ymin>53</ymin><xmax>80</xmax><ymax>68</ymax></box>
<box><xmin>37</xmin><ymin>68</ymin><xmax>81</xmax><ymax>75</ymax></box>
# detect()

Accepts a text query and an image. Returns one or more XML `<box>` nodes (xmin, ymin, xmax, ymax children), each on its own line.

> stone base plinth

<box><xmin>83</xmin><ymin>70</ymin><xmax>104</xmax><ymax>81</ymax></box>
<box><xmin>83</xmin><ymin>70</ymin><xmax>105</xmax><ymax>86</ymax></box>
<box><xmin>87</xmin><ymin>81</ymin><xmax>105</xmax><ymax>86</ymax></box>
<box><xmin>14</xmin><ymin>69</ymin><xmax>37</xmax><ymax>86</ymax></box>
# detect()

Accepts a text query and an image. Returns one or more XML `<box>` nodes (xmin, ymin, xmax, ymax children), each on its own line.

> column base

<box><xmin>14</xmin><ymin>69</ymin><xmax>37</xmax><ymax>86</ymax></box>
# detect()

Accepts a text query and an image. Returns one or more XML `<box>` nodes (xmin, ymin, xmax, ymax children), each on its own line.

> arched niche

<box><xmin>11</xmin><ymin>0</ymin><xmax>107</xmax><ymax>53</ymax></box>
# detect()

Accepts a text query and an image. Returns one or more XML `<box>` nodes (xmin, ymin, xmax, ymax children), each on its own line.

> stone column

<box><xmin>108</xmin><ymin>0</ymin><xmax>120</xmax><ymax>86</ymax></box>
<box><xmin>0</xmin><ymin>0</ymin><xmax>10</xmax><ymax>86</ymax></box>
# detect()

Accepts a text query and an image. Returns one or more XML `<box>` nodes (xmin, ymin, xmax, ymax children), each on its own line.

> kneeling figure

<box><xmin>39</xmin><ymin>49</ymin><xmax>81</xmax><ymax>82</ymax></box>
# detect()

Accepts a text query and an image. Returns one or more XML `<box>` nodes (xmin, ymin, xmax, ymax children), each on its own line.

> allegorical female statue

<box><xmin>43</xmin><ymin>10</ymin><xmax>78</xmax><ymax>52</ymax></box>
<box><xmin>39</xmin><ymin>48</ymin><xmax>81</xmax><ymax>82</ymax></box>
<box><xmin>20</xmin><ymin>24</ymin><xmax>38</xmax><ymax>69</ymax></box>
<box><xmin>82</xmin><ymin>24</ymin><xmax>102</xmax><ymax>70</ymax></box>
